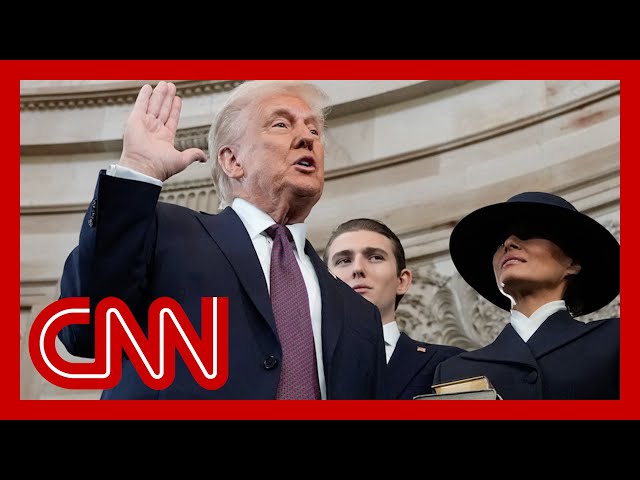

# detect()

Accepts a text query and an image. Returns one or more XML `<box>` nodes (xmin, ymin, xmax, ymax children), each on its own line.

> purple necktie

<box><xmin>266</xmin><ymin>224</ymin><xmax>321</xmax><ymax>400</ymax></box>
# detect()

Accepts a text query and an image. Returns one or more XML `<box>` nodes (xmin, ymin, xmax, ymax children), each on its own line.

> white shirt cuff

<box><xmin>106</xmin><ymin>164</ymin><xmax>163</xmax><ymax>187</ymax></box>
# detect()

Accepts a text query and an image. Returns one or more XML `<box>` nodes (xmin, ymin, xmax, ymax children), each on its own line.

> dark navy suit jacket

<box><xmin>433</xmin><ymin>311</ymin><xmax>619</xmax><ymax>399</ymax></box>
<box><xmin>387</xmin><ymin>332</ymin><xmax>465</xmax><ymax>399</ymax></box>
<box><xmin>58</xmin><ymin>171</ymin><xmax>387</xmax><ymax>400</ymax></box>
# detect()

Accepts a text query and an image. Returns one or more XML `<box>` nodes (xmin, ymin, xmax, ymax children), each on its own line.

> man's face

<box><xmin>234</xmin><ymin>94</ymin><xmax>325</xmax><ymax>210</ymax></box>
<box><xmin>327</xmin><ymin>230</ymin><xmax>410</xmax><ymax>323</ymax></box>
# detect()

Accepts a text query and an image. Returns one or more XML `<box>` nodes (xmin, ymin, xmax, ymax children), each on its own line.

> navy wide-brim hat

<box><xmin>449</xmin><ymin>192</ymin><xmax>620</xmax><ymax>316</ymax></box>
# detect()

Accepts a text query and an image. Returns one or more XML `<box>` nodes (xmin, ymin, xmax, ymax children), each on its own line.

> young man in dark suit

<box><xmin>324</xmin><ymin>218</ymin><xmax>465</xmax><ymax>400</ymax></box>
<box><xmin>58</xmin><ymin>81</ymin><xmax>386</xmax><ymax>400</ymax></box>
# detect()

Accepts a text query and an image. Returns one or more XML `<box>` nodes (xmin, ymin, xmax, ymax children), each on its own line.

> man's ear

<box><xmin>218</xmin><ymin>146</ymin><xmax>243</xmax><ymax>179</ymax></box>
<box><xmin>397</xmin><ymin>269</ymin><xmax>412</xmax><ymax>296</ymax></box>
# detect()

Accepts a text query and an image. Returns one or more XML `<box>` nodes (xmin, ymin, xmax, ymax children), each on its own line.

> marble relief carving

<box><xmin>396</xmin><ymin>265</ymin><xmax>506</xmax><ymax>351</ymax></box>
<box><xmin>396</xmin><ymin>264</ymin><xmax>469</xmax><ymax>350</ymax></box>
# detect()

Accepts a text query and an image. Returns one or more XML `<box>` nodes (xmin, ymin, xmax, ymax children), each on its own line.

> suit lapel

<box><xmin>387</xmin><ymin>332</ymin><xmax>437</xmax><ymax>399</ymax></box>
<box><xmin>195</xmin><ymin>207</ymin><xmax>277</xmax><ymax>334</ymax></box>
<box><xmin>195</xmin><ymin>212</ymin><xmax>347</xmax><ymax>394</ymax></box>
<box><xmin>526</xmin><ymin>310</ymin><xmax>604</xmax><ymax>359</ymax></box>
<box><xmin>305</xmin><ymin>243</ymin><xmax>344</xmax><ymax>389</ymax></box>
<box><xmin>461</xmin><ymin>323</ymin><xmax>538</xmax><ymax>368</ymax></box>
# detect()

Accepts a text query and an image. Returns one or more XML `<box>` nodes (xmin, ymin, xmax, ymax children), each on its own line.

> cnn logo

<box><xmin>29</xmin><ymin>297</ymin><xmax>228</xmax><ymax>391</ymax></box>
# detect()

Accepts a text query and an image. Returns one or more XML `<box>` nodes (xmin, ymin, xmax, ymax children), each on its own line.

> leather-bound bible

<box><xmin>413</xmin><ymin>376</ymin><xmax>502</xmax><ymax>400</ymax></box>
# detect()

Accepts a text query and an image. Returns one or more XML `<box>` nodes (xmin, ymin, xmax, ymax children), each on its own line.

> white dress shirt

<box><xmin>383</xmin><ymin>321</ymin><xmax>401</xmax><ymax>363</ymax></box>
<box><xmin>106</xmin><ymin>164</ymin><xmax>327</xmax><ymax>399</ymax></box>
<box><xmin>510</xmin><ymin>300</ymin><xmax>567</xmax><ymax>342</ymax></box>
<box><xmin>230</xmin><ymin>197</ymin><xmax>326</xmax><ymax>399</ymax></box>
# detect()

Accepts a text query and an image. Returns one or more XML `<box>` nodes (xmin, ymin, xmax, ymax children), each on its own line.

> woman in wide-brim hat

<box><xmin>432</xmin><ymin>192</ymin><xmax>620</xmax><ymax>400</ymax></box>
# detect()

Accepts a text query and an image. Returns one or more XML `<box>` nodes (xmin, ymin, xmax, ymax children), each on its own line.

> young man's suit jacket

<box><xmin>387</xmin><ymin>332</ymin><xmax>465</xmax><ymax>399</ymax></box>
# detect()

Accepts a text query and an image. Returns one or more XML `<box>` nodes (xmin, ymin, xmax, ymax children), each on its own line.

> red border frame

<box><xmin>10</xmin><ymin>60</ymin><xmax>636</xmax><ymax>419</ymax></box>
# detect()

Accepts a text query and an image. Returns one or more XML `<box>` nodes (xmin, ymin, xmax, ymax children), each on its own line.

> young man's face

<box><xmin>326</xmin><ymin>230</ymin><xmax>410</xmax><ymax>323</ymax></box>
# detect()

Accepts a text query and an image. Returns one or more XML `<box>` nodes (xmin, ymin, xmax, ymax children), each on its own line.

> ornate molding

<box><xmin>162</xmin><ymin>177</ymin><xmax>215</xmax><ymax>193</ymax></box>
<box><xmin>20</xmin><ymin>80</ymin><xmax>244</xmax><ymax>112</ymax></box>
<box><xmin>159</xmin><ymin>184</ymin><xmax>219</xmax><ymax>213</ymax></box>
<box><xmin>175</xmin><ymin>126</ymin><xmax>211</xmax><ymax>152</ymax></box>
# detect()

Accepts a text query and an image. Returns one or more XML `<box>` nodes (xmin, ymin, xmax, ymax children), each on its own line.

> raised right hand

<box><xmin>117</xmin><ymin>81</ymin><xmax>207</xmax><ymax>181</ymax></box>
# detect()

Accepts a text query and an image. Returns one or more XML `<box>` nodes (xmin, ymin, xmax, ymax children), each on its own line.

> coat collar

<box><xmin>526</xmin><ymin>310</ymin><xmax>606</xmax><ymax>358</ymax></box>
<box><xmin>386</xmin><ymin>332</ymin><xmax>438</xmax><ymax>399</ymax></box>
<box><xmin>460</xmin><ymin>310</ymin><xmax>606</xmax><ymax>367</ymax></box>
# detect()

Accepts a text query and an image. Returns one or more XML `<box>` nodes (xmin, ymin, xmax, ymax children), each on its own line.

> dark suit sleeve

<box><xmin>57</xmin><ymin>170</ymin><xmax>161</xmax><ymax>358</ymax></box>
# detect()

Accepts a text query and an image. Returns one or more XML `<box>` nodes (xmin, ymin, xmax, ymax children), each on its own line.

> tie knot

<box><xmin>266</xmin><ymin>224</ymin><xmax>293</xmax><ymax>242</ymax></box>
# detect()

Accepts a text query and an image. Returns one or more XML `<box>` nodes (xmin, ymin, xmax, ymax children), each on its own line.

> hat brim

<box><xmin>449</xmin><ymin>201</ymin><xmax>620</xmax><ymax>316</ymax></box>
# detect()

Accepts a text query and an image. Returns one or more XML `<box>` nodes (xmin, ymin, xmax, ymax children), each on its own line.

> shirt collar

<box><xmin>383</xmin><ymin>320</ymin><xmax>401</xmax><ymax>348</ymax></box>
<box><xmin>231</xmin><ymin>198</ymin><xmax>308</xmax><ymax>258</ymax></box>
<box><xmin>510</xmin><ymin>300</ymin><xmax>567</xmax><ymax>342</ymax></box>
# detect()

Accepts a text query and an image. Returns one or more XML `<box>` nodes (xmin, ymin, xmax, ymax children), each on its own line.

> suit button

<box><xmin>263</xmin><ymin>356</ymin><xmax>278</xmax><ymax>370</ymax></box>
<box><xmin>526</xmin><ymin>371</ymin><xmax>538</xmax><ymax>383</ymax></box>
<box><xmin>88</xmin><ymin>218</ymin><xmax>94</xmax><ymax>227</ymax></box>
